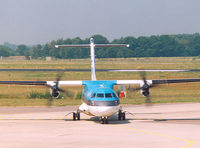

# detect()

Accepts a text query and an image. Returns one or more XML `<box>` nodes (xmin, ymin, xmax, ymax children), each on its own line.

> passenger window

<box><xmin>105</xmin><ymin>93</ymin><xmax>112</xmax><ymax>98</ymax></box>
<box><xmin>112</xmin><ymin>93</ymin><xmax>118</xmax><ymax>98</ymax></box>
<box><xmin>97</xmin><ymin>93</ymin><xmax>104</xmax><ymax>98</ymax></box>
<box><xmin>91</xmin><ymin>93</ymin><xmax>96</xmax><ymax>98</ymax></box>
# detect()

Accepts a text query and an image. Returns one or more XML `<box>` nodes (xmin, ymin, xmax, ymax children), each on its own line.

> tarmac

<box><xmin>0</xmin><ymin>103</ymin><xmax>200</xmax><ymax>148</ymax></box>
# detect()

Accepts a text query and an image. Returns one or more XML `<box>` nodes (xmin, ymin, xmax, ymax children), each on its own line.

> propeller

<box><xmin>46</xmin><ymin>69</ymin><xmax>71</xmax><ymax>106</ymax></box>
<box><xmin>128</xmin><ymin>71</ymin><xmax>158</xmax><ymax>104</ymax></box>
<box><xmin>139</xmin><ymin>71</ymin><xmax>151</xmax><ymax>103</ymax></box>
<box><xmin>46</xmin><ymin>70</ymin><xmax>65</xmax><ymax>91</ymax></box>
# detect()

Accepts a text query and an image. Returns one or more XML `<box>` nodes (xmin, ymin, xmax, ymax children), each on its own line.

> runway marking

<box><xmin>112</xmin><ymin>125</ymin><xmax>194</xmax><ymax>148</ymax></box>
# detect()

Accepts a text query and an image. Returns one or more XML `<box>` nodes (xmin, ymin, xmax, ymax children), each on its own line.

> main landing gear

<box><xmin>118</xmin><ymin>110</ymin><xmax>126</xmax><ymax>120</ymax></box>
<box><xmin>73</xmin><ymin>110</ymin><xmax>80</xmax><ymax>120</ymax></box>
<box><xmin>101</xmin><ymin>117</ymin><xmax>108</xmax><ymax>124</ymax></box>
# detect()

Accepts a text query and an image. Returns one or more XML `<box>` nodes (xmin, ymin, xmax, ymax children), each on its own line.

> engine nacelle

<box><xmin>140</xmin><ymin>89</ymin><xmax>150</xmax><ymax>97</ymax></box>
<box><xmin>140</xmin><ymin>84</ymin><xmax>150</xmax><ymax>97</ymax></box>
<box><xmin>50</xmin><ymin>88</ymin><xmax>60</xmax><ymax>98</ymax></box>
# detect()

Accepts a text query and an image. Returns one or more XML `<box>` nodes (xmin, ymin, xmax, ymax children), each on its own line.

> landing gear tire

<box><xmin>122</xmin><ymin>112</ymin><xmax>125</xmax><ymax>120</ymax></box>
<box><xmin>118</xmin><ymin>110</ymin><xmax>126</xmax><ymax>120</ymax></box>
<box><xmin>105</xmin><ymin>118</ymin><xmax>108</xmax><ymax>124</ymax></box>
<box><xmin>101</xmin><ymin>117</ymin><xmax>108</xmax><ymax>124</ymax></box>
<box><xmin>73</xmin><ymin>111</ymin><xmax>80</xmax><ymax>121</ymax></box>
<box><xmin>118</xmin><ymin>113</ymin><xmax>121</xmax><ymax>120</ymax></box>
<box><xmin>77</xmin><ymin>112</ymin><xmax>80</xmax><ymax>120</ymax></box>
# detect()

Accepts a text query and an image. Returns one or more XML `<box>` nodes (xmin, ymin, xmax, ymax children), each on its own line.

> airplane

<box><xmin>1</xmin><ymin>38</ymin><xmax>200</xmax><ymax>124</ymax></box>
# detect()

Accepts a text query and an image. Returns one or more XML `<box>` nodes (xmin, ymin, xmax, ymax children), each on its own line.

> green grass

<box><xmin>1</xmin><ymin>57</ymin><xmax>200</xmax><ymax>106</ymax></box>
<box><xmin>28</xmin><ymin>91</ymin><xmax>51</xmax><ymax>99</ymax></box>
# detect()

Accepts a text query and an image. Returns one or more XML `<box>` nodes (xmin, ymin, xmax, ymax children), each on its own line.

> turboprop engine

<box><xmin>50</xmin><ymin>86</ymin><xmax>60</xmax><ymax>98</ymax></box>
<box><xmin>140</xmin><ymin>83</ymin><xmax>150</xmax><ymax>97</ymax></box>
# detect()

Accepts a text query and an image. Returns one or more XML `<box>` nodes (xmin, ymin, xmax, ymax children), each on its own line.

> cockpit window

<box><xmin>97</xmin><ymin>93</ymin><xmax>104</xmax><ymax>98</ymax></box>
<box><xmin>91</xmin><ymin>93</ymin><xmax>96</xmax><ymax>98</ymax></box>
<box><xmin>112</xmin><ymin>93</ymin><xmax>118</xmax><ymax>98</ymax></box>
<box><xmin>105</xmin><ymin>93</ymin><xmax>112</xmax><ymax>98</ymax></box>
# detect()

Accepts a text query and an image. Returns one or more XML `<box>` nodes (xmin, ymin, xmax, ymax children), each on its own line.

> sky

<box><xmin>1</xmin><ymin>0</ymin><xmax>200</xmax><ymax>45</ymax></box>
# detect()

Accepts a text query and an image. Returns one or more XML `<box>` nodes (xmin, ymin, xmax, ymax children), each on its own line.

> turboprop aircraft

<box><xmin>1</xmin><ymin>38</ymin><xmax>200</xmax><ymax>124</ymax></box>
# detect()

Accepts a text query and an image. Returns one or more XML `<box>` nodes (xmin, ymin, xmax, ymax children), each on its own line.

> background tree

<box><xmin>0</xmin><ymin>45</ymin><xmax>14</xmax><ymax>57</ymax></box>
<box><xmin>16</xmin><ymin>45</ymin><xmax>29</xmax><ymax>56</ymax></box>
<box><xmin>30</xmin><ymin>44</ymin><xmax>43</xmax><ymax>59</ymax></box>
<box><xmin>2</xmin><ymin>33</ymin><xmax>200</xmax><ymax>59</ymax></box>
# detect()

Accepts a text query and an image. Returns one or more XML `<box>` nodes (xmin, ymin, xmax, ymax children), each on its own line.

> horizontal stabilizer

<box><xmin>94</xmin><ymin>44</ymin><xmax>129</xmax><ymax>47</ymax></box>
<box><xmin>55</xmin><ymin>45</ymin><xmax>90</xmax><ymax>48</ymax></box>
<box><xmin>55</xmin><ymin>44</ymin><xmax>129</xmax><ymax>48</ymax></box>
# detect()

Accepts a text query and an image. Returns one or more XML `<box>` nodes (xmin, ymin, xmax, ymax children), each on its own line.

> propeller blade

<box><xmin>56</xmin><ymin>69</ymin><xmax>65</xmax><ymax>82</ymax></box>
<box><xmin>145</xmin><ymin>95</ymin><xmax>151</xmax><ymax>103</ymax></box>
<box><xmin>127</xmin><ymin>87</ymin><xmax>142</xmax><ymax>91</ymax></box>
<box><xmin>140</xmin><ymin>71</ymin><xmax>147</xmax><ymax>84</ymax></box>
<box><xmin>140</xmin><ymin>72</ymin><xmax>152</xmax><ymax>104</ymax></box>
<box><xmin>47</xmin><ymin>96</ymin><xmax>53</xmax><ymax>106</ymax></box>
<box><xmin>145</xmin><ymin>95</ymin><xmax>153</xmax><ymax>107</ymax></box>
<box><xmin>46</xmin><ymin>69</ymin><xmax>66</xmax><ymax>106</ymax></box>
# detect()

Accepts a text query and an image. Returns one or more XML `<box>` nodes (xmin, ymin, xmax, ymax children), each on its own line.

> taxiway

<box><xmin>0</xmin><ymin>103</ymin><xmax>200</xmax><ymax>148</ymax></box>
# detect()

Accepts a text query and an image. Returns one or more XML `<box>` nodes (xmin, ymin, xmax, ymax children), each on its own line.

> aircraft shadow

<box><xmin>90</xmin><ymin>115</ymin><xmax>131</xmax><ymax>124</ymax></box>
<box><xmin>130</xmin><ymin>118</ymin><xmax>200</xmax><ymax>125</ymax></box>
<box><xmin>62</xmin><ymin>114</ymin><xmax>131</xmax><ymax>124</ymax></box>
<box><xmin>2</xmin><ymin>117</ymin><xmax>200</xmax><ymax>125</ymax></box>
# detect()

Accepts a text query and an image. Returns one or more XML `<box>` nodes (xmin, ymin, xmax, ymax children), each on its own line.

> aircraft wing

<box><xmin>47</xmin><ymin>81</ymin><xmax>83</xmax><ymax>86</ymax></box>
<box><xmin>0</xmin><ymin>81</ymin><xmax>47</xmax><ymax>85</ymax></box>
<box><xmin>1</xmin><ymin>79</ymin><xmax>200</xmax><ymax>86</ymax></box>
<box><xmin>0</xmin><ymin>81</ymin><xmax>83</xmax><ymax>86</ymax></box>
<box><xmin>151</xmin><ymin>79</ymin><xmax>200</xmax><ymax>85</ymax></box>
<box><xmin>116</xmin><ymin>79</ymin><xmax>200</xmax><ymax>85</ymax></box>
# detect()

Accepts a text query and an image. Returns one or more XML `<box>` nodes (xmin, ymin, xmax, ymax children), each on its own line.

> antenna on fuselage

<box><xmin>55</xmin><ymin>38</ymin><xmax>129</xmax><ymax>80</ymax></box>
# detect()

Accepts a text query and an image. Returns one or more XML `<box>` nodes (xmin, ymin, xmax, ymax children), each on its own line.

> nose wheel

<box><xmin>73</xmin><ymin>110</ymin><xmax>80</xmax><ymax>120</ymax></box>
<box><xmin>118</xmin><ymin>110</ymin><xmax>126</xmax><ymax>120</ymax></box>
<box><xmin>101</xmin><ymin>117</ymin><xmax>108</xmax><ymax>124</ymax></box>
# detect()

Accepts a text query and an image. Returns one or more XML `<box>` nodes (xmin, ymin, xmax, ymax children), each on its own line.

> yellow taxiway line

<box><xmin>112</xmin><ymin>124</ymin><xmax>194</xmax><ymax>148</ymax></box>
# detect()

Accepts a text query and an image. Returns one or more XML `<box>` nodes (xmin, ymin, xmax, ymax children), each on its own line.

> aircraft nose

<box><xmin>89</xmin><ymin>106</ymin><xmax>120</xmax><ymax>117</ymax></box>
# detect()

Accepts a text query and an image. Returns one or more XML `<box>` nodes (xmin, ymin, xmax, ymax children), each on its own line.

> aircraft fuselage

<box><xmin>79</xmin><ymin>80</ymin><xmax>120</xmax><ymax>117</ymax></box>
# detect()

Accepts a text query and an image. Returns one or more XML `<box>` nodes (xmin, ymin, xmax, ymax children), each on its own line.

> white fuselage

<box><xmin>79</xmin><ymin>102</ymin><xmax>120</xmax><ymax>117</ymax></box>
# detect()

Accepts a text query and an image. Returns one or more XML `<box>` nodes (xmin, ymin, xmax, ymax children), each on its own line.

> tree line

<box><xmin>1</xmin><ymin>33</ymin><xmax>200</xmax><ymax>59</ymax></box>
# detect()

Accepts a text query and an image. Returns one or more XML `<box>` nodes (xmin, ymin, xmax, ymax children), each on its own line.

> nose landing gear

<box><xmin>101</xmin><ymin>117</ymin><xmax>108</xmax><ymax>124</ymax></box>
